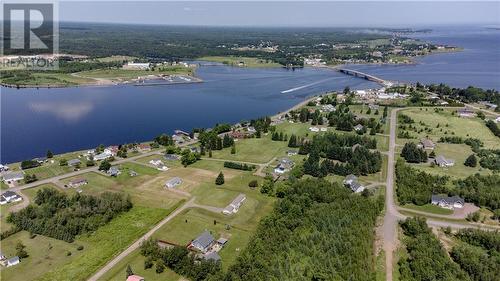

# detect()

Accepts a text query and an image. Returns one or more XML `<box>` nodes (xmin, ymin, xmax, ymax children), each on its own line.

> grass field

<box><xmin>211</xmin><ymin>136</ymin><xmax>289</xmax><ymax>164</ymax></box>
<box><xmin>198</xmin><ymin>56</ymin><xmax>281</xmax><ymax>68</ymax></box>
<box><xmin>402</xmin><ymin>204</ymin><xmax>454</xmax><ymax>215</ymax></box>
<box><xmin>76</xmin><ymin>66</ymin><xmax>194</xmax><ymax>81</ymax></box>
<box><xmin>36</xmin><ymin>206</ymin><xmax>174</xmax><ymax>281</ymax></box>
<box><xmin>397</xmin><ymin>108</ymin><xmax>500</xmax><ymax>149</ymax></box>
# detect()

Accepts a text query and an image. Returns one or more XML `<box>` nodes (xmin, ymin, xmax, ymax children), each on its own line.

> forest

<box><xmin>208</xmin><ymin>178</ymin><xmax>384</xmax><ymax>281</ymax></box>
<box><xmin>7</xmin><ymin>188</ymin><xmax>132</xmax><ymax>242</ymax></box>
<box><xmin>427</xmin><ymin>84</ymin><xmax>500</xmax><ymax>108</ymax></box>
<box><xmin>398</xmin><ymin>217</ymin><xmax>471</xmax><ymax>281</ymax></box>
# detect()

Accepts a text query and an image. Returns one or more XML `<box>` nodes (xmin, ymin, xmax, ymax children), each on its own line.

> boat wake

<box><xmin>280</xmin><ymin>77</ymin><xmax>334</xmax><ymax>93</ymax></box>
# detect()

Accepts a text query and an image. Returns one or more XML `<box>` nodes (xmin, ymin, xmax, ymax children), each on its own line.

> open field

<box><xmin>403</xmin><ymin>204</ymin><xmax>454</xmax><ymax>215</ymax></box>
<box><xmin>96</xmin><ymin>56</ymin><xmax>137</xmax><ymax>63</ymax></box>
<box><xmin>397</xmin><ymin>107</ymin><xmax>500</xmax><ymax>149</ymax></box>
<box><xmin>211</xmin><ymin>136</ymin><xmax>288</xmax><ymax>164</ymax></box>
<box><xmin>198</xmin><ymin>56</ymin><xmax>281</xmax><ymax>68</ymax></box>
<box><xmin>0</xmin><ymin>205</ymin><xmax>172</xmax><ymax>281</ymax></box>
<box><xmin>76</xmin><ymin>66</ymin><xmax>194</xmax><ymax>81</ymax></box>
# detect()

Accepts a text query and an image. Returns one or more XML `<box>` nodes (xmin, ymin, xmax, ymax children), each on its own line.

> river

<box><xmin>1</xmin><ymin>25</ymin><xmax>499</xmax><ymax>163</ymax></box>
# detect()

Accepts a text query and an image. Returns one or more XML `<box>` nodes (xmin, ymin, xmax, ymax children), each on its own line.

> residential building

<box><xmin>419</xmin><ymin>138</ymin><xmax>436</xmax><ymax>150</ymax></box>
<box><xmin>274</xmin><ymin>158</ymin><xmax>294</xmax><ymax>174</ymax></box>
<box><xmin>6</xmin><ymin>256</ymin><xmax>20</xmax><ymax>267</ymax></box>
<box><xmin>287</xmin><ymin>150</ymin><xmax>298</xmax><ymax>156</ymax></box>
<box><xmin>495</xmin><ymin>116</ymin><xmax>500</xmax><ymax>124</ymax></box>
<box><xmin>1</xmin><ymin>191</ymin><xmax>22</xmax><ymax>204</ymax></box>
<box><xmin>94</xmin><ymin>151</ymin><xmax>112</xmax><ymax>161</ymax></box>
<box><xmin>247</xmin><ymin>126</ymin><xmax>257</xmax><ymax>133</ymax></box>
<box><xmin>457</xmin><ymin>108</ymin><xmax>475</xmax><ymax>118</ymax></box>
<box><xmin>354</xmin><ymin>124</ymin><xmax>364</xmax><ymax>131</ymax></box>
<box><xmin>2</xmin><ymin>171</ymin><xmax>24</xmax><ymax>183</ymax></box>
<box><xmin>431</xmin><ymin>195</ymin><xmax>465</xmax><ymax>209</ymax></box>
<box><xmin>67</xmin><ymin>159</ymin><xmax>81</xmax><ymax>166</ymax></box>
<box><xmin>309</xmin><ymin>127</ymin><xmax>319</xmax><ymax>132</ymax></box>
<box><xmin>343</xmin><ymin>175</ymin><xmax>365</xmax><ymax>193</ymax></box>
<box><xmin>124</xmin><ymin>62</ymin><xmax>151</xmax><ymax>70</ymax></box>
<box><xmin>164</xmin><ymin>154</ymin><xmax>180</xmax><ymax>160</ymax></box>
<box><xmin>107</xmin><ymin>166</ymin><xmax>121</xmax><ymax>177</ymax></box>
<box><xmin>320</xmin><ymin>127</ymin><xmax>327</xmax><ymax>132</ymax></box>
<box><xmin>138</xmin><ymin>144</ymin><xmax>151</xmax><ymax>152</ymax></box>
<box><xmin>434</xmin><ymin>155</ymin><xmax>455</xmax><ymax>167</ymax></box>
<box><xmin>0</xmin><ymin>164</ymin><xmax>9</xmax><ymax>172</ymax></box>
<box><xmin>191</xmin><ymin>231</ymin><xmax>215</xmax><ymax>253</ymax></box>
<box><xmin>129</xmin><ymin>170</ymin><xmax>138</xmax><ymax>177</ymax></box>
<box><xmin>165</xmin><ymin>177</ymin><xmax>182</xmax><ymax>188</ymax></box>
<box><xmin>0</xmin><ymin>196</ymin><xmax>6</xmax><ymax>205</ymax></box>
<box><xmin>321</xmin><ymin>104</ymin><xmax>336</xmax><ymax>113</ymax></box>
<box><xmin>149</xmin><ymin>159</ymin><xmax>164</xmax><ymax>166</ymax></box>
<box><xmin>68</xmin><ymin>178</ymin><xmax>88</xmax><ymax>188</ymax></box>
<box><xmin>222</xmin><ymin>193</ymin><xmax>246</xmax><ymax>215</ymax></box>
<box><xmin>126</xmin><ymin>275</ymin><xmax>145</xmax><ymax>281</ymax></box>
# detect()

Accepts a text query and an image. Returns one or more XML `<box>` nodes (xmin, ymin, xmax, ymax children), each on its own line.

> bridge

<box><xmin>338</xmin><ymin>68</ymin><xmax>392</xmax><ymax>86</ymax></box>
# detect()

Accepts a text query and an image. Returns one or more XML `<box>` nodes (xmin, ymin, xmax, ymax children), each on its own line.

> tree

<box><xmin>288</xmin><ymin>134</ymin><xmax>298</xmax><ymax>147</ymax></box>
<box><xmin>16</xmin><ymin>241</ymin><xmax>28</xmax><ymax>258</ymax></box>
<box><xmin>126</xmin><ymin>265</ymin><xmax>134</xmax><ymax>278</ymax></box>
<box><xmin>401</xmin><ymin>142</ymin><xmax>427</xmax><ymax>163</ymax></box>
<box><xmin>46</xmin><ymin>150</ymin><xmax>53</xmax><ymax>158</ymax></box>
<box><xmin>59</xmin><ymin>158</ymin><xmax>68</xmax><ymax>166</ymax></box>
<box><xmin>99</xmin><ymin>160</ymin><xmax>111</xmax><ymax>171</ymax></box>
<box><xmin>464</xmin><ymin>154</ymin><xmax>477</xmax><ymax>167</ymax></box>
<box><xmin>477</xmin><ymin>111</ymin><xmax>485</xmax><ymax>120</ymax></box>
<box><xmin>231</xmin><ymin>144</ymin><xmax>236</xmax><ymax>154</ymax></box>
<box><xmin>215</xmin><ymin>172</ymin><xmax>225</xmax><ymax>185</ymax></box>
<box><xmin>144</xmin><ymin>257</ymin><xmax>153</xmax><ymax>269</ymax></box>
<box><xmin>155</xmin><ymin>262</ymin><xmax>165</xmax><ymax>273</ymax></box>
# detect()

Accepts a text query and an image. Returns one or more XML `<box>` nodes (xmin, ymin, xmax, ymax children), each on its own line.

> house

<box><xmin>216</xmin><ymin>237</ymin><xmax>228</xmax><ymax>246</ymax></box>
<box><xmin>149</xmin><ymin>159</ymin><xmax>164</xmax><ymax>166</ymax></box>
<box><xmin>107</xmin><ymin>166</ymin><xmax>121</xmax><ymax>177</ymax></box>
<box><xmin>495</xmin><ymin>116</ymin><xmax>500</xmax><ymax>124</ymax></box>
<box><xmin>125</xmin><ymin>62</ymin><xmax>151</xmax><ymax>70</ymax></box>
<box><xmin>94</xmin><ymin>151</ymin><xmax>112</xmax><ymax>161</ymax></box>
<box><xmin>0</xmin><ymin>196</ymin><xmax>6</xmax><ymax>205</ymax></box>
<box><xmin>6</xmin><ymin>256</ymin><xmax>20</xmax><ymax>267</ymax></box>
<box><xmin>321</xmin><ymin>104</ymin><xmax>336</xmax><ymax>113</ymax></box>
<box><xmin>33</xmin><ymin>157</ymin><xmax>47</xmax><ymax>164</ymax></box>
<box><xmin>0</xmin><ymin>164</ymin><xmax>9</xmax><ymax>172</ymax></box>
<box><xmin>1</xmin><ymin>191</ymin><xmax>22</xmax><ymax>203</ymax></box>
<box><xmin>287</xmin><ymin>150</ymin><xmax>298</xmax><ymax>156</ymax></box>
<box><xmin>0</xmin><ymin>251</ymin><xmax>5</xmax><ymax>260</ymax></box>
<box><xmin>68</xmin><ymin>178</ymin><xmax>88</xmax><ymax>188</ymax></box>
<box><xmin>126</xmin><ymin>275</ymin><xmax>145</xmax><ymax>281</ymax></box>
<box><xmin>274</xmin><ymin>158</ymin><xmax>294</xmax><ymax>174</ymax></box>
<box><xmin>164</xmin><ymin>154</ymin><xmax>180</xmax><ymax>160</ymax></box>
<box><xmin>191</xmin><ymin>231</ymin><xmax>215</xmax><ymax>253</ymax></box>
<box><xmin>343</xmin><ymin>175</ymin><xmax>365</xmax><ymax>193</ymax></box>
<box><xmin>172</xmin><ymin>135</ymin><xmax>185</xmax><ymax>144</ymax></box>
<box><xmin>431</xmin><ymin>195</ymin><xmax>465</xmax><ymax>209</ymax></box>
<box><xmin>129</xmin><ymin>170</ymin><xmax>138</xmax><ymax>177</ymax></box>
<box><xmin>222</xmin><ymin>193</ymin><xmax>246</xmax><ymax>215</ymax></box>
<box><xmin>354</xmin><ymin>124</ymin><xmax>364</xmax><ymax>131</ymax></box>
<box><xmin>434</xmin><ymin>155</ymin><xmax>455</xmax><ymax>167</ymax></box>
<box><xmin>106</xmin><ymin>146</ymin><xmax>119</xmax><ymax>156</ymax></box>
<box><xmin>320</xmin><ymin>127</ymin><xmax>327</xmax><ymax>132</ymax></box>
<box><xmin>67</xmin><ymin>159</ymin><xmax>81</xmax><ymax>166</ymax></box>
<box><xmin>165</xmin><ymin>177</ymin><xmax>182</xmax><ymax>188</ymax></box>
<box><xmin>138</xmin><ymin>144</ymin><xmax>151</xmax><ymax>152</ymax></box>
<box><xmin>457</xmin><ymin>108</ymin><xmax>475</xmax><ymax>118</ymax></box>
<box><xmin>419</xmin><ymin>138</ymin><xmax>435</xmax><ymax>150</ymax></box>
<box><xmin>174</xmin><ymin>129</ymin><xmax>190</xmax><ymax>137</ymax></box>
<box><xmin>309</xmin><ymin>127</ymin><xmax>319</xmax><ymax>132</ymax></box>
<box><xmin>2</xmin><ymin>171</ymin><xmax>24</xmax><ymax>183</ymax></box>
<box><xmin>247</xmin><ymin>126</ymin><xmax>256</xmax><ymax>133</ymax></box>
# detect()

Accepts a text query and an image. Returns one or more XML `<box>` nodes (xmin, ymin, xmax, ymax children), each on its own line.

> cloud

<box><xmin>29</xmin><ymin>101</ymin><xmax>94</xmax><ymax>122</ymax></box>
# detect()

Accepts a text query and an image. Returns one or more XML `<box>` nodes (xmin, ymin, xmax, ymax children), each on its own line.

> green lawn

<box><xmin>36</xmin><ymin>205</ymin><xmax>174</xmax><ymax>281</ymax></box>
<box><xmin>0</xmin><ymin>231</ymin><xmax>87</xmax><ymax>281</ymax></box>
<box><xmin>77</xmin><ymin>67</ymin><xmax>193</xmax><ymax>81</ymax></box>
<box><xmin>397</xmin><ymin>108</ymin><xmax>500</xmax><ymax>149</ymax></box>
<box><xmin>403</xmin><ymin>204</ymin><xmax>454</xmax><ymax>215</ymax></box>
<box><xmin>198</xmin><ymin>56</ymin><xmax>281</xmax><ymax>68</ymax></box>
<box><xmin>211</xmin><ymin>136</ymin><xmax>289</xmax><ymax>164</ymax></box>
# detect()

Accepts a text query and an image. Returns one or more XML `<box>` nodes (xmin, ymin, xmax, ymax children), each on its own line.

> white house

<box><xmin>165</xmin><ymin>177</ymin><xmax>182</xmax><ymax>188</ymax></box>
<box><xmin>431</xmin><ymin>195</ymin><xmax>464</xmax><ymax>209</ymax></box>
<box><xmin>2</xmin><ymin>171</ymin><xmax>24</xmax><ymax>183</ymax></box>
<box><xmin>222</xmin><ymin>193</ymin><xmax>246</xmax><ymax>215</ymax></box>
<box><xmin>309</xmin><ymin>127</ymin><xmax>320</xmax><ymax>132</ymax></box>
<box><xmin>0</xmin><ymin>164</ymin><xmax>9</xmax><ymax>172</ymax></box>
<box><xmin>124</xmin><ymin>62</ymin><xmax>151</xmax><ymax>70</ymax></box>
<box><xmin>343</xmin><ymin>175</ymin><xmax>365</xmax><ymax>193</ymax></box>
<box><xmin>434</xmin><ymin>155</ymin><xmax>455</xmax><ymax>167</ymax></box>
<box><xmin>6</xmin><ymin>256</ymin><xmax>20</xmax><ymax>267</ymax></box>
<box><xmin>354</xmin><ymin>124</ymin><xmax>364</xmax><ymax>131</ymax></box>
<box><xmin>274</xmin><ymin>158</ymin><xmax>294</xmax><ymax>174</ymax></box>
<box><xmin>94</xmin><ymin>151</ymin><xmax>112</xmax><ymax>161</ymax></box>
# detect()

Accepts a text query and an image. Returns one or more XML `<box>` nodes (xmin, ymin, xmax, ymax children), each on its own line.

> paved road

<box><xmin>87</xmin><ymin>196</ymin><xmax>223</xmax><ymax>281</ymax></box>
<box><xmin>382</xmin><ymin>107</ymin><xmax>500</xmax><ymax>281</ymax></box>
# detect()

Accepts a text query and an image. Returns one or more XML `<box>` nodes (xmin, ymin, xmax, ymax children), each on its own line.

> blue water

<box><xmin>0</xmin><ymin>67</ymin><xmax>376</xmax><ymax>163</ymax></box>
<box><xmin>348</xmin><ymin>26</ymin><xmax>500</xmax><ymax>89</ymax></box>
<box><xmin>1</xmin><ymin>25</ymin><xmax>499</xmax><ymax>163</ymax></box>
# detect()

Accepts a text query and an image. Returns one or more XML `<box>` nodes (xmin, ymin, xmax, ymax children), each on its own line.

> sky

<box><xmin>56</xmin><ymin>1</ymin><xmax>500</xmax><ymax>27</ymax></box>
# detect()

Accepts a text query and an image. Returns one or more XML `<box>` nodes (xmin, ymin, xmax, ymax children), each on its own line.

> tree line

<box><xmin>7</xmin><ymin>188</ymin><xmax>132</xmax><ymax>242</ymax></box>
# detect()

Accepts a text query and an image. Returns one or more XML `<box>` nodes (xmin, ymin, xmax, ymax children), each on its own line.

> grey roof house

<box><xmin>431</xmin><ymin>195</ymin><xmax>465</xmax><ymax>209</ymax></box>
<box><xmin>68</xmin><ymin>159</ymin><xmax>81</xmax><ymax>166</ymax></box>
<box><xmin>434</xmin><ymin>155</ymin><xmax>455</xmax><ymax>167</ymax></box>
<box><xmin>191</xmin><ymin>231</ymin><xmax>215</xmax><ymax>253</ymax></box>
<box><xmin>165</xmin><ymin>177</ymin><xmax>182</xmax><ymax>188</ymax></box>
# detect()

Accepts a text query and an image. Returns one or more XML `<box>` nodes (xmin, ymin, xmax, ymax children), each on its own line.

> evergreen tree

<box><xmin>288</xmin><ymin>134</ymin><xmax>298</xmax><ymax>147</ymax></box>
<box><xmin>231</xmin><ymin>144</ymin><xmax>236</xmax><ymax>154</ymax></box>
<box><xmin>99</xmin><ymin>160</ymin><xmax>111</xmax><ymax>171</ymax></box>
<box><xmin>215</xmin><ymin>172</ymin><xmax>225</xmax><ymax>185</ymax></box>
<box><xmin>464</xmin><ymin>154</ymin><xmax>477</xmax><ymax>167</ymax></box>
<box><xmin>16</xmin><ymin>241</ymin><xmax>28</xmax><ymax>258</ymax></box>
<box><xmin>46</xmin><ymin>150</ymin><xmax>53</xmax><ymax>158</ymax></box>
<box><xmin>126</xmin><ymin>265</ymin><xmax>134</xmax><ymax>278</ymax></box>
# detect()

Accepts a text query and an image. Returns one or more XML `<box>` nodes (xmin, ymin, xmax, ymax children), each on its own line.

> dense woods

<box><xmin>450</xmin><ymin>229</ymin><xmax>500</xmax><ymax>281</ymax></box>
<box><xmin>454</xmin><ymin>174</ymin><xmax>500</xmax><ymax>210</ymax></box>
<box><xmin>428</xmin><ymin>84</ymin><xmax>500</xmax><ymax>108</ymax></box>
<box><xmin>398</xmin><ymin>217</ymin><xmax>471</xmax><ymax>281</ymax></box>
<box><xmin>210</xmin><ymin>179</ymin><xmax>384</xmax><ymax>281</ymax></box>
<box><xmin>223</xmin><ymin>161</ymin><xmax>256</xmax><ymax>171</ymax></box>
<box><xmin>7</xmin><ymin>188</ymin><xmax>132</xmax><ymax>242</ymax></box>
<box><xmin>299</xmin><ymin>133</ymin><xmax>381</xmax><ymax>177</ymax></box>
<box><xmin>400</xmin><ymin>142</ymin><xmax>428</xmax><ymax>163</ymax></box>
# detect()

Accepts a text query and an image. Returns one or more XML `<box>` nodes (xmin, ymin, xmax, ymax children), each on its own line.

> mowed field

<box><xmin>396</xmin><ymin>107</ymin><xmax>498</xmax><ymax>179</ymax></box>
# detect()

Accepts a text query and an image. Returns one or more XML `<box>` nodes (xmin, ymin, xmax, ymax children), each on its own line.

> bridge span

<box><xmin>338</xmin><ymin>68</ymin><xmax>392</xmax><ymax>86</ymax></box>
